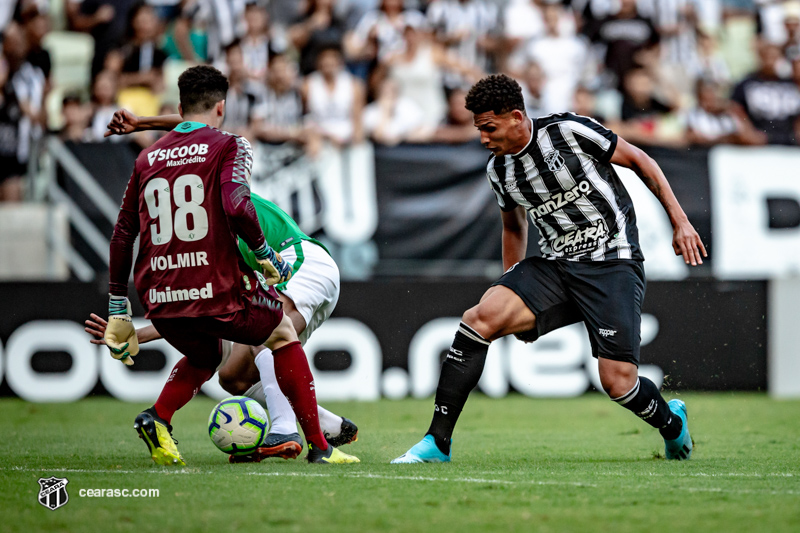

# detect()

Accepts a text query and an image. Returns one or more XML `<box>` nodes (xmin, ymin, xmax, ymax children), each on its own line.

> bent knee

<box><xmin>598</xmin><ymin>359</ymin><xmax>638</xmax><ymax>398</ymax></box>
<box><xmin>462</xmin><ymin>305</ymin><xmax>501</xmax><ymax>340</ymax></box>
<box><xmin>217</xmin><ymin>370</ymin><xmax>251</xmax><ymax>396</ymax></box>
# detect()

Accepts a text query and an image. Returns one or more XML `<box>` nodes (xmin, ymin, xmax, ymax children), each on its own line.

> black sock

<box><xmin>612</xmin><ymin>376</ymin><xmax>683</xmax><ymax>440</ymax></box>
<box><xmin>426</xmin><ymin>322</ymin><xmax>490</xmax><ymax>455</ymax></box>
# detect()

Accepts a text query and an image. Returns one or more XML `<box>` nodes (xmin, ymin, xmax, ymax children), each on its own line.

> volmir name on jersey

<box><xmin>150</xmin><ymin>251</ymin><xmax>209</xmax><ymax>271</ymax></box>
<box><xmin>147</xmin><ymin>143</ymin><xmax>209</xmax><ymax>167</ymax></box>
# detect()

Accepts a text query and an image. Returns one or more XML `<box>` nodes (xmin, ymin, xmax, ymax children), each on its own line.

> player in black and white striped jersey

<box><xmin>392</xmin><ymin>74</ymin><xmax>706</xmax><ymax>464</ymax></box>
<box><xmin>486</xmin><ymin>105</ymin><xmax>638</xmax><ymax>262</ymax></box>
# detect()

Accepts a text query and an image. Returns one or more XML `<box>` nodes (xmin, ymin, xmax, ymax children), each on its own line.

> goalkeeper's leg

<box><xmin>140</xmin><ymin>320</ymin><xmax>222</xmax><ymax>466</ymax></box>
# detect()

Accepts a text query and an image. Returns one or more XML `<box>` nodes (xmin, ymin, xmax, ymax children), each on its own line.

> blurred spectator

<box><xmin>781</xmin><ymin>1</ymin><xmax>800</xmax><ymax>55</ymax></box>
<box><xmin>3</xmin><ymin>22</ymin><xmax>46</xmax><ymax>201</ymax></box>
<box><xmin>0</xmin><ymin>1</ymin><xmax>17</xmax><ymax>34</ymax></box>
<box><xmin>757</xmin><ymin>0</ymin><xmax>791</xmax><ymax>45</ymax></box>
<box><xmin>87</xmin><ymin>69</ymin><xmax>122</xmax><ymax>141</ymax></box>
<box><xmin>221</xmin><ymin>40</ymin><xmax>268</xmax><ymax>140</ymax></box>
<box><xmin>520</xmin><ymin>61</ymin><xmax>547</xmax><ymax>118</ymax></box>
<box><xmin>789</xmin><ymin>49</ymin><xmax>800</xmax><ymax>141</ymax></box>
<box><xmin>363</xmin><ymin>78</ymin><xmax>426</xmax><ymax>145</ymax></box>
<box><xmin>504</xmin><ymin>0</ymin><xmax>577</xmax><ymax>53</ymax></box>
<box><xmin>116</xmin><ymin>2</ymin><xmax>167</xmax><ymax>94</ymax></box>
<box><xmin>573</xmin><ymin>85</ymin><xmax>606</xmax><ymax>122</ymax></box>
<box><xmin>424</xmin><ymin>87</ymin><xmax>481</xmax><ymax>144</ymax></box>
<box><xmin>620</xmin><ymin>67</ymin><xmax>675</xmax><ymax>121</ymax></box>
<box><xmin>693</xmin><ymin>31</ymin><xmax>731</xmax><ymax>86</ymax></box>
<box><xmin>147</xmin><ymin>0</ymin><xmax>183</xmax><ymax>21</ymax></box>
<box><xmin>730</xmin><ymin>40</ymin><xmax>800</xmax><ymax>145</ymax></box>
<box><xmin>686</xmin><ymin>78</ymin><xmax>765</xmax><ymax>145</ymax></box>
<box><xmin>302</xmin><ymin>45</ymin><xmax>365</xmax><ymax>146</ymax></box>
<box><xmin>583</xmin><ymin>0</ymin><xmax>659</xmax><ymax>88</ymax></box>
<box><xmin>241</xmin><ymin>1</ymin><xmax>273</xmax><ymax>83</ymax></box>
<box><xmin>59</xmin><ymin>94</ymin><xmax>92</xmax><ymax>142</ymax></box>
<box><xmin>574</xmin><ymin>0</ymin><xmax>656</xmax><ymax>29</ymax></box>
<box><xmin>20</xmin><ymin>3</ymin><xmax>51</xmax><ymax>83</ymax></box>
<box><xmin>378</xmin><ymin>23</ymin><xmax>482</xmax><ymax>130</ymax></box>
<box><xmin>0</xmin><ymin>55</ymin><xmax>26</xmax><ymax>202</ymax></box>
<box><xmin>344</xmin><ymin>0</ymin><xmax>426</xmax><ymax>65</ymax></box>
<box><xmin>612</xmin><ymin>67</ymin><xmax>680</xmax><ymax>146</ymax></box>
<box><xmin>655</xmin><ymin>0</ymin><xmax>701</xmax><ymax>95</ymax></box>
<box><xmin>252</xmin><ymin>52</ymin><xmax>319</xmax><ymax>153</ymax></box>
<box><xmin>514</xmin><ymin>2</ymin><xmax>591</xmax><ymax>114</ymax></box>
<box><xmin>289</xmin><ymin>0</ymin><xmax>348</xmax><ymax>76</ymax></box>
<box><xmin>67</xmin><ymin>0</ymin><xmax>138</xmax><ymax>76</ymax></box>
<box><xmin>268</xmin><ymin>0</ymin><xmax>307</xmax><ymax>25</ymax></box>
<box><xmin>426</xmin><ymin>0</ymin><xmax>499</xmax><ymax>88</ymax></box>
<box><xmin>633</xmin><ymin>41</ymin><xmax>684</xmax><ymax>111</ymax></box>
<box><xmin>175</xmin><ymin>0</ymin><xmax>247</xmax><ymax>64</ymax></box>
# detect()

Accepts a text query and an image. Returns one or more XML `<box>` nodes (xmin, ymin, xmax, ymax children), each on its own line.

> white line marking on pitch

<box><xmin>3</xmin><ymin>467</ymin><xmax>594</xmax><ymax>488</ymax></box>
<box><xmin>5</xmin><ymin>467</ymin><xmax>799</xmax><ymax>496</ymax></box>
<box><xmin>245</xmin><ymin>471</ymin><xmax>596</xmax><ymax>488</ymax></box>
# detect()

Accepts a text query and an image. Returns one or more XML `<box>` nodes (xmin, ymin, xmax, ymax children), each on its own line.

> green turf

<box><xmin>2</xmin><ymin>393</ymin><xmax>799</xmax><ymax>533</ymax></box>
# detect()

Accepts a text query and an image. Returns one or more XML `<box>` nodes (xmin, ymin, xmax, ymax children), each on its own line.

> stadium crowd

<box><xmin>2</xmin><ymin>0</ymin><xmax>800</xmax><ymax>203</ymax></box>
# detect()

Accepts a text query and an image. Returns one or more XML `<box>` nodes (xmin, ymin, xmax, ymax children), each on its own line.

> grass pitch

<box><xmin>2</xmin><ymin>393</ymin><xmax>799</xmax><ymax>533</ymax></box>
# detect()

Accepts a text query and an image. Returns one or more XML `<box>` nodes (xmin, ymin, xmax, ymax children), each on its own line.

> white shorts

<box><xmin>277</xmin><ymin>240</ymin><xmax>340</xmax><ymax>345</ymax></box>
<box><xmin>218</xmin><ymin>241</ymin><xmax>339</xmax><ymax>369</ymax></box>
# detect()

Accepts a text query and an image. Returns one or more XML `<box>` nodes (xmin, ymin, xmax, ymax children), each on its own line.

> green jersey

<box><xmin>238</xmin><ymin>193</ymin><xmax>329</xmax><ymax>283</ymax></box>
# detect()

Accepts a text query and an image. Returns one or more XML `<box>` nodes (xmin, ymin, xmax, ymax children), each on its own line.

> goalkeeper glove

<box><xmin>253</xmin><ymin>243</ymin><xmax>292</xmax><ymax>285</ymax></box>
<box><xmin>104</xmin><ymin>295</ymin><xmax>138</xmax><ymax>365</ymax></box>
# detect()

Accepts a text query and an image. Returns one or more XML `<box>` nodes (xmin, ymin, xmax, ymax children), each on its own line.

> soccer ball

<box><xmin>208</xmin><ymin>396</ymin><xmax>269</xmax><ymax>456</ymax></box>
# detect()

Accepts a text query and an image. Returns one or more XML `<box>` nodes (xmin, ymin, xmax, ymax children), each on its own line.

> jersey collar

<box><xmin>508</xmin><ymin>118</ymin><xmax>535</xmax><ymax>160</ymax></box>
<box><xmin>174</xmin><ymin>121</ymin><xmax>207</xmax><ymax>133</ymax></box>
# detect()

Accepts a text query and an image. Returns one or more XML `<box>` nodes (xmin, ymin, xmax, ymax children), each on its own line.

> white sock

<box><xmin>253</xmin><ymin>348</ymin><xmax>346</xmax><ymax>437</ymax></box>
<box><xmin>243</xmin><ymin>382</ymin><xmax>266</xmax><ymax>409</ymax></box>
<box><xmin>253</xmin><ymin>348</ymin><xmax>298</xmax><ymax>435</ymax></box>
<box><xmin>317</xmin><ymin>405</ymin><xmax>344</xmax><ymax>437</ymax></box>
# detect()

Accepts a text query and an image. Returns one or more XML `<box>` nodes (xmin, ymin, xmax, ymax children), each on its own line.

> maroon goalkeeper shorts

<box><xmin>151</xmin><ymin>284</ymin><xmax>283</xmax><ymax>369</ymax></box>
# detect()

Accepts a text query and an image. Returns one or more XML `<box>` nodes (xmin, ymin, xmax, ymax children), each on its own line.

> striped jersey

<box><xmin>487</xmin><ymin>113</ymin><xmax>642</xmax><ymax>262</ymax></box>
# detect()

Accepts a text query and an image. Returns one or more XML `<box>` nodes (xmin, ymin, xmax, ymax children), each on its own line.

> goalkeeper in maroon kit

<box><xmin>103</xmin><ymin>65</ymin><xmax>358</xmax><ymax>465</ymax></box>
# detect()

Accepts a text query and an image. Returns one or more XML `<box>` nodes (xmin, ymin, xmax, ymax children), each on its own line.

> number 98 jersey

<box><xmin>120</xmin><ymin>121</ymin><xmax>257</xmax><ymax>319</ymax></box>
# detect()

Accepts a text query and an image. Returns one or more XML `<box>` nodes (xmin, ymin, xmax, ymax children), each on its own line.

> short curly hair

<box><xmin>178</xmin><ymin>65</ymin><xmax>229</xmax><ymax>115</ymax></box>
<box><xmin>465</xmin><ymin>74</ymin><xmax>526</xmax><ymax>116</ymax></box>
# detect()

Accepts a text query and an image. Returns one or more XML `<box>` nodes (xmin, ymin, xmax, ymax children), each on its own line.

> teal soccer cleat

<box><xmin>390</xmin><ymin>435</ymin><xmax>451</xmax><ymax>464</ymax></box>
<box><xmin>664</xmin><ymin>399</ymin><xmax>692</xmax><ymax>460</ymax></box>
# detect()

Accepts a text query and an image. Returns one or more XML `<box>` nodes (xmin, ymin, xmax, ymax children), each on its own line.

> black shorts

<box><xmin>492</xmin><ymin>257</ymin><xmax>646</xmax><ymax>365</ymax></box>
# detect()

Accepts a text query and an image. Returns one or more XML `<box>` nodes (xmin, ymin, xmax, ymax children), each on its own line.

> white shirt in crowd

<box><xmin>306</xmin><ymin>70</ymin><xmax>357</xmax><ymax>144</ymax></box>
<box><xmin>352</xmin><ymin>8</ymin><xmax>427</xmax><ymax>61</ymax></box>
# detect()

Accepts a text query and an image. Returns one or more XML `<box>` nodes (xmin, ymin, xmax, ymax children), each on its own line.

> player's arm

<box><xmin>105</xmin><ymin>109</ymin><xmax>183</xmax><ymax>137</ymax></box>
<box><xmin>85</xmin><ymin>314</ymin><xmax>162</xmax><ymax>345</ymax></box>
<box><xmin>609</xmin><ymin>136</ymin><xmax>707</xmax><ymax>266</ymax></box>
<box><xmin>501</xmin><ymin>206</ymin><xmax>528</xmax><ymax>271</ymax></box>
<box><xmin>105</xmin><ymin>171</ymin><xmax>142</xmax><ymax>364</ymax></box>
<box><xmin>219</xmin><ymin>137</ymin><xmax>292</xmax><ymax>285</ymax></box>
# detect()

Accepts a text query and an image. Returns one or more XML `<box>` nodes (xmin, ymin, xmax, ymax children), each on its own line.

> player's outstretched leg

<box><xmin>609</xmin><ymin>374</ymin><xmax>689</xmax><ymax>460</ymax></box>
<box><xmin>241</xmin><ymin>352</ymin><xmax>305</xmax><ymax>461</ymax></box>
<box><xmin>249</xmin><ymin>349</ymin><xmax>360</xmax><ymax>448</ymax></box>
<box><xmin>271</xmin><ymin>339</ymin><xmax>359</xmax><ymax>464</ymax></box>
<box><xmin>663</xmin><ymin>399</ymin><xmax>692</xmax><ymax>460</ymax></box>
<box><xmin>324</xmin><ymin>415</ymin><xmax>359</xmax><ymax>447</ymax></box>
<box><xmin>134</xmin><ymin>407</ymin><xmax>185</xmax><ymax>466</ymax></box>
<box><xmin>391</xmin><ymin>322</ymin><xmax>490</xmax><ymax>464</ymax></box>
<box><xmin>133</xmin><ymin>357</ymin><xmax>213</xmax><ymax>465</ymax></box>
